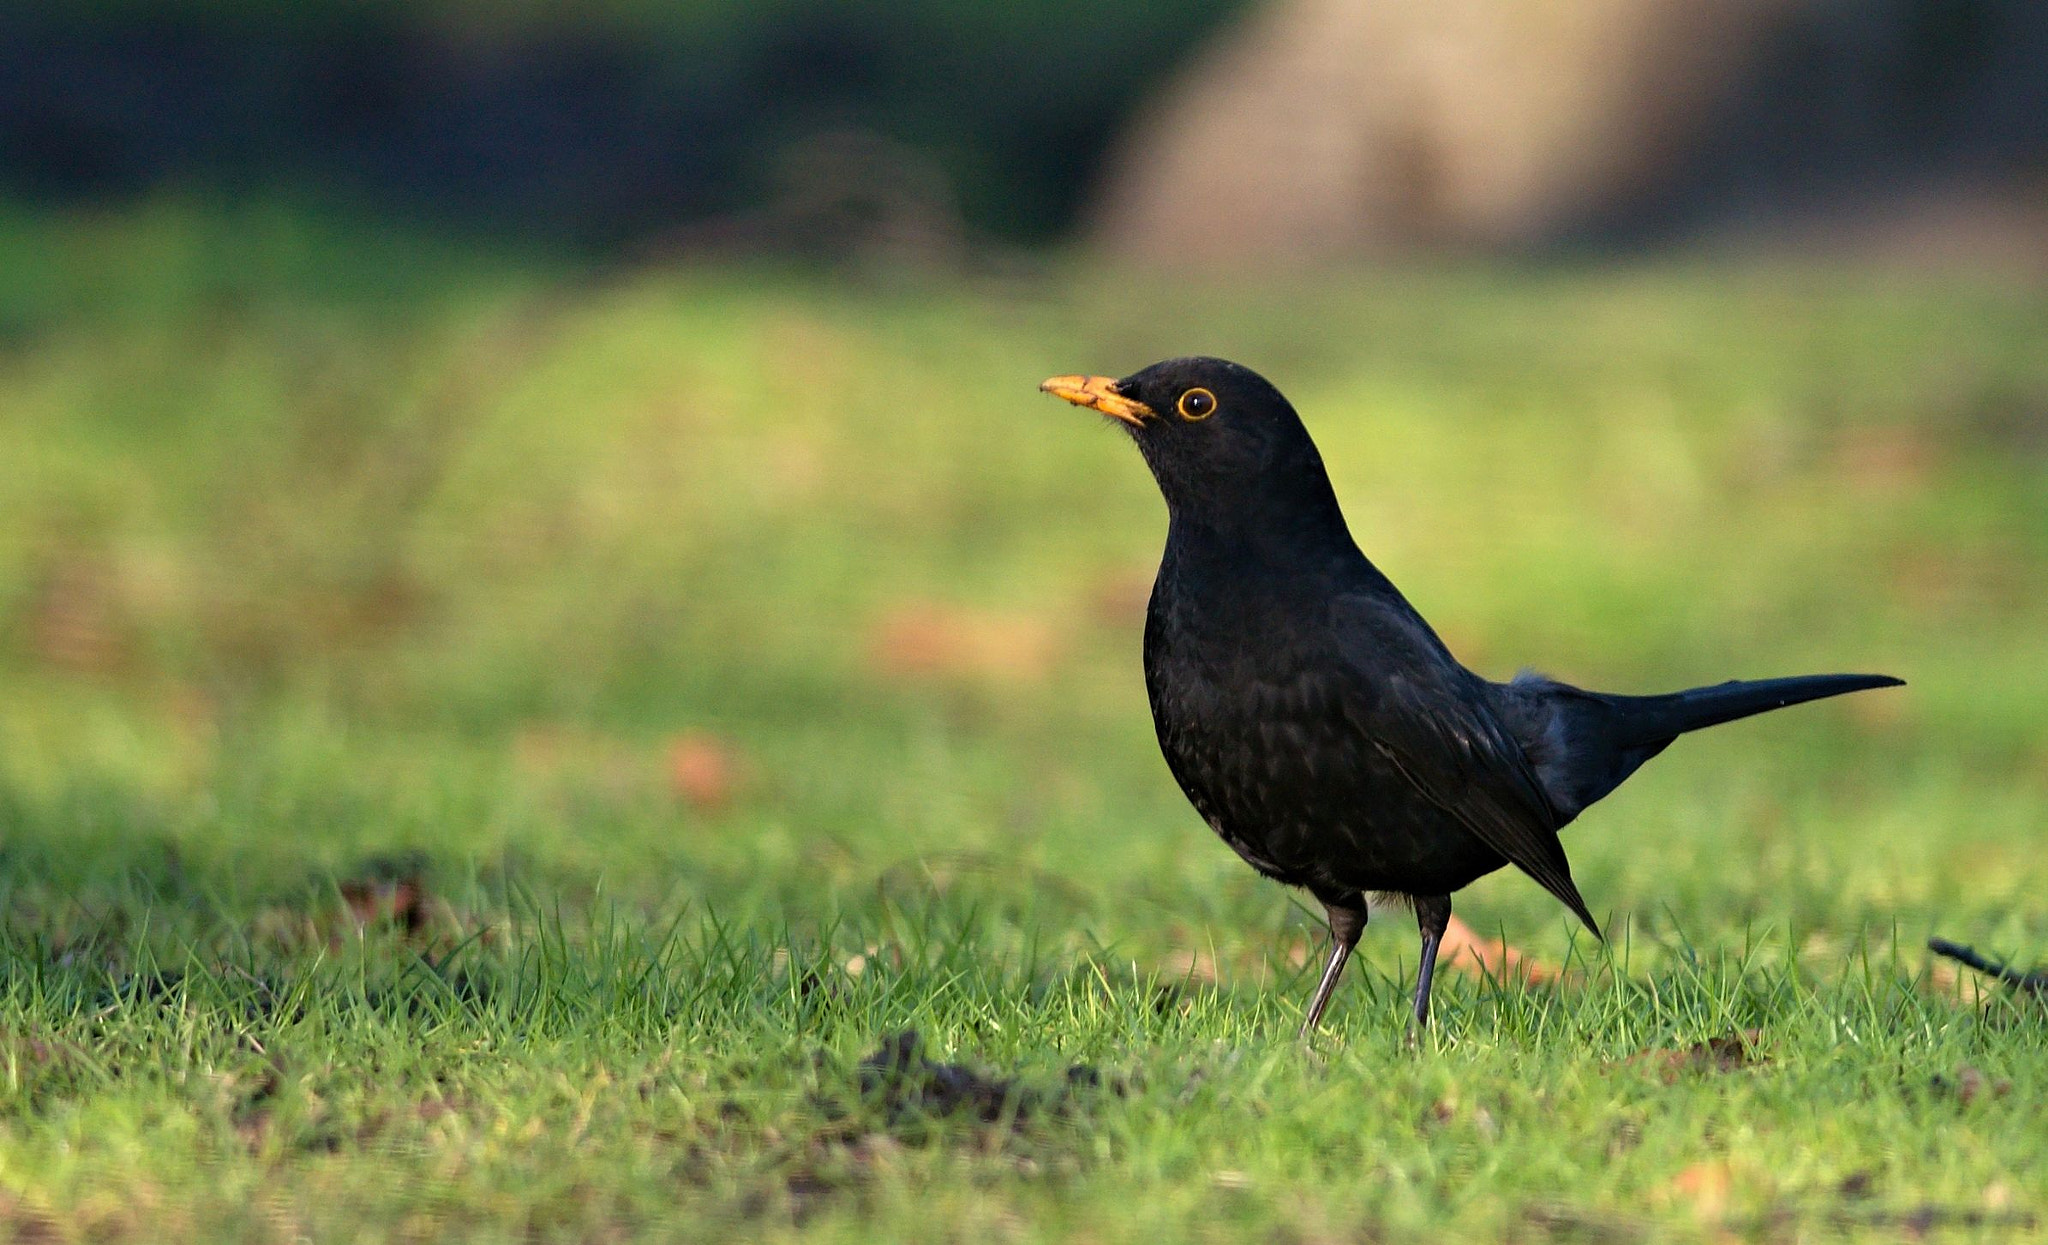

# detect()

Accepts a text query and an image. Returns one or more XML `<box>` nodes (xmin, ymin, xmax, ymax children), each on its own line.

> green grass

<box><xmin>3</xmin><ymin>199</ymin><xmax>2047</xmax><ymax>1241</ymax></box>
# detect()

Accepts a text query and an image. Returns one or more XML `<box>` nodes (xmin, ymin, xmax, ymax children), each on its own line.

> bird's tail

<box><xmin>1603</xmin><ymin>673</ymin><xmax>1903</xmax><ymax>749</ymax></box>
<box><xmin>1516</xmin><ymin>671</ymin><xmax>1903</xmax><ymax>818</ymax></box>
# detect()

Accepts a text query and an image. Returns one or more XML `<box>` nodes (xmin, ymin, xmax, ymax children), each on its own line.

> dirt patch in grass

<box><xmin>1928</xmin><ymin>1065</ymin><xmax>2014</xmax><ymax>1106</ymax></box>
<box><xmin>723</xmin><ymin>1031</ymin><xmax>1118</xmax><ymax>1226</ymax></box>
<box><xmin>1619</xmin><ymin>1030</ymin><xmax>1765</xmax><ymax>1083</ymax></box>
<box><xmin>851</xmin><ymin>1029</ymin><xmax>1113</xmax><ymax>1129</ymax></box>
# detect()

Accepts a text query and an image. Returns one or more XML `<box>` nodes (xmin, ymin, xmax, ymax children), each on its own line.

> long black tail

<box><xmin>1605</xmin><ymin>673</ymin><xmax>1905</xmax><ymax>747</ymax></box>
<box><xmin>1510</xmin><ymin>672</ymin><xmax>1903</xmax><ymax>819</ymax></box>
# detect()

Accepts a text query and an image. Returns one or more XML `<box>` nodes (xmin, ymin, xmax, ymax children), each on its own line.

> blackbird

<box><xmin>1041</xmin><ymin>357</ymin><xmax>1901</xmax><ymax>1033</ymax></box>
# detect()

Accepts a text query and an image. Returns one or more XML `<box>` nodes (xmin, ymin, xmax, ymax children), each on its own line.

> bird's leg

<box><xmin>1410</xmin><ymin>895</ymin><xmax>1452</xmax><ymax>1030</ymax></box>
<box><xmin>1299</xmin><ymin>899</ymin><xmax>1367</xmax><ymax>1037</ymax></box>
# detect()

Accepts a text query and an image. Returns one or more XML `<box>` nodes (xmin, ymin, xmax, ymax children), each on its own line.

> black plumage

<box><xmin>1041</xmin><ymin>358</ymin><xmax>1902</xmax><ymax>1033</ymax></box>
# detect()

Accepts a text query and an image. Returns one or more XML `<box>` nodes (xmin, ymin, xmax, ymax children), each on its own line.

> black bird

<box><xmin>1041</xmin><ymin>358</ymin><xmax>1901</xmax><ymax>1034</ymax></box>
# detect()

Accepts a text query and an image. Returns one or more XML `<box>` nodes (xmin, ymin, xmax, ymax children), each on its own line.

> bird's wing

<box><xmin>1331</xmin><ymin>593</ymin><xmax>1600</xmax><ymax>936</ymax></box>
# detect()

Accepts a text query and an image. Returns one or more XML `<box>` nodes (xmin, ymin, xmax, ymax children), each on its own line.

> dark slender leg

<box><xmin>1411</xmin><ymin>895</ymin><xmax>1452</xmax><ymax>1029</ymax></box>
<box><xmin>1299</xmin><ymin>899</ymin><xmax>1367</xmax><ymax>1037</ymax></box>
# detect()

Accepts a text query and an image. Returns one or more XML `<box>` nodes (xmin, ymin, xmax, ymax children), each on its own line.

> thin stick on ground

<box><xmin>1928</xmin><ymin>937</ymin><xmax>2048</xmax><ymax>994</ymax></box>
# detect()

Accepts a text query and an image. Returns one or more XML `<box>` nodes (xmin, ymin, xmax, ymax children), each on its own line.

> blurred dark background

<box><xmin>0</xmin><ymin>0</ymin><xmax>1241</xmax><ymax>252</ymax></box>
<box><xmin>5</xmin><ymin>0</ymin><xmax>2043</xmax><ymax>262</ymax></box>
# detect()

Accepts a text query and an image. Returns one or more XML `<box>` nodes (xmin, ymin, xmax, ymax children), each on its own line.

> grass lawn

<box><xmin>2</xmin><ymin>200</ymin><xmax>2047</xmax><ymax>1242</ymax></box>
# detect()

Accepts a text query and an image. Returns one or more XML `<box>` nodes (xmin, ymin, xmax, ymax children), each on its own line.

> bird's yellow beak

<box><xmin>1039</xmin><ymin>375</ymin><xmax>1153</xmax><ymax>426</ymax></box>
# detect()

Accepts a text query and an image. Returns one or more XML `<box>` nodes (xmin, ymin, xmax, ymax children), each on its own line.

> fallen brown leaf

<box><xmin>338</xmin><ymin>854</ymin><xmax>432</xmax><ymax>937</ymax></box>
<box><xmin>866</xmin><ymin>601</ymin><xmax>1060</xmax><ymax>683</ymax></box>
<box><xmin>1439</xmin><ymin>914</ymin><xmax>1560</xmax><ymax>984</ymax></box>
<box><xmin>1664</xmin><ymin>1160</ymin><xmax>1734</xmax><ymax>1219</ymax></box>
<box><xmin>668</xmin><ymin>732</ymin><xmax>749</xmax><ymax>811</ymax></box>
<box><xmin>340</xmin><ymin>876</ymin><xmax>427</xmax><ymax>936</ymax></box>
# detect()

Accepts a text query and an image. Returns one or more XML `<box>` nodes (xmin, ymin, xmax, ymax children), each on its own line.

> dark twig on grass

<box><xmin>1928</xmin><ymin>937</ymin><xmax>2048</xmax><ymax>994</ymax></box>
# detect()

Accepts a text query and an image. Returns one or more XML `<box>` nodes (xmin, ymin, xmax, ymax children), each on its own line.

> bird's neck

<box><xmin>1160</xmin><ymin>460</ymin><xmax>1376</xmax><ymax>591</ymax></box>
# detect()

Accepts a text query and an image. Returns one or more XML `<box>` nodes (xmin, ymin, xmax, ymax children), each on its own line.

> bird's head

<box><xmin>1040</xmin><ymin>357</ymin><xmax>1334</xmax><ymax>524</ymax></box>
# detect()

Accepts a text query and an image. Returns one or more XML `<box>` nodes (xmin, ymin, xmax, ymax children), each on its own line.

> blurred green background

<box><xmin>5</xmin><ymin>190</ymin><xmax>2044</xmax><ymax>939</ymax></box>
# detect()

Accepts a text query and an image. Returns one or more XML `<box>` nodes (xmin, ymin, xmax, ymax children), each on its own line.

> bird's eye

<box><xmin>1177</xmin><ymin>388</ymin><xmax>1216</xmax><ymax>421</ymax></box>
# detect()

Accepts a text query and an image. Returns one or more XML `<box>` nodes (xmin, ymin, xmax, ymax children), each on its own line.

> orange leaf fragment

<box><xmin>866</xmin><ymin>602</ymin><xmax>1059</xmax><ymax>683</ymax></box>
<box><xmin>1438</xmin><ymin>914</ymin><xmax>1560</xmax><ymax>984</ymax></box>
<box><xmin>669</xmin><ymin>732</ymin><xmax>748</xmax><ymax>811</ymax></box>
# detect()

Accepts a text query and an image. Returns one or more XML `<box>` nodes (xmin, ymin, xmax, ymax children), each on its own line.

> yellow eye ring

<box><xmin>1177</xmin><ymin>388</ymin><xmax>1216</xmax><ymax>420</ymax></box>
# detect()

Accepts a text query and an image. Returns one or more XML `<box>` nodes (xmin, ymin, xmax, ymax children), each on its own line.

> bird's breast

<box><xmin>1141</xmin><ymin>585</ymin><xmax>1505</xmax><ymax>895</ymax></box>
<box><xmin>1144</xmin><ymin>595</ymin><xmax>1354</xmax><ymax>854</ymax></box>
